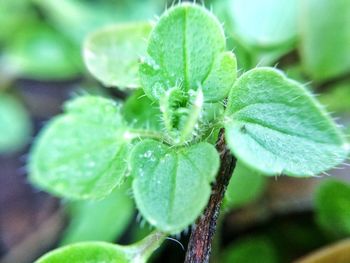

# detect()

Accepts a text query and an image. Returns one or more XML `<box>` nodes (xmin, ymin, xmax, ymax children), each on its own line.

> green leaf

<box><xmin>222</xmin><ymin>236</ymin><xmax>278</xmax><ymax>263</ymax></box>
<box><xmin>36</xmin><ymin>231</ymin><xmax>166</xmax><ymax>263</ymax></box>
<box><xmin>4</xmin><ymin>22</ymin><xmax>81</xmax><ymax>80</ymax></box>
<box><xmin>224</xmin><ymin>161</ymin><xmax>267</xmax><ymax>209</ymax></box>
<box><xmin>222</xmin><ymin>0</ymin><xmax>297</xmax><ymax>48</ymax></box>
<box><xmin>140</xmin><ymin>3</ymin><xmax>237</xmax><ymax>102</ymax></box>
<box><xmin>60</xmin><ymin>182</ymin><xmax>134</xmax><ymax>245</ymax></box>
<box><xmin>159</xmin><ymin>87</ymin><xmax>204</xmax><ymax>144</ymax></box>
<box><xmin>130</xmin><ymin>140</ymin><xmax>220</xmax><ymax>233</ymax></box>
<box><xmin>315</xmin><ymin>180</ymin><xmax>350</xmax><ymax>236</ymax></box>
<box><xmin>36</xmin><ymin>242</ymin><xmax>131</xmax><ymax>263</ymax></box>
<box><xmin>122</xmin><ymin>89</ymin><xmax>163</xmax><ymax>131</ymax></box>
<box><xmin>0</xmin><ymin>0</ymin><xmax>34</xmax><ymax>43</ymax></box>
<box><xmin>0</xmin><ymin>93</ymin><xmax>32</xmax><ymax>154</ymax></box>
<box><xmin>318</xmin><ymin>81</ymin><xmax>350</xmax><ymax>114</ymax></box>
<box><xmin>29</xmin><ymin>96</ymin><xmax>129</xmax><ymax>199</ymax></box>
<box><xmin>84</xmin><ymin>22</ymin><xmax>152</xmax><ymax>89</ymax></box>
<box><xmin>299</xmin><ymin>0</ymin><xmax>350</xmax><ymax>81</ymax></box>
<box><xmin>34</xmin><ymin>0</ymin><xmax>162</xmax><ymax>45</ymax></box>
<box><xmin>225</xmin><ymin>67</ymin><xmax>349</xmax><ymax>177</ymax></box>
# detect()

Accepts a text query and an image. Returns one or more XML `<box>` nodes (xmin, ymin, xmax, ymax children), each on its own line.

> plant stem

<box><xmin>184</xmin><ymin>129</ymin><xmax>237</xmax><ymax>263</ymax></box>
<box><xmin>136</xmin><ymin>231</ymin><xmax>166</xmax><ymax>261</ymax></box>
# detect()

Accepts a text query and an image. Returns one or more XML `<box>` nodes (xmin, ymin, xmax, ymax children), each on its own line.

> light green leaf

<box><xmin>0</xmin><ymin>0</ymin><xmax>34</xmax><ymax>43</ymax></box>
<box><xmin>140</xmin><ymin>3</ymin><xmax>237</xmax><ymax>102</ymax></box>
<box><xmin>315</xmin><ymin>180</ymin><xmax>350</xmax><ymax>236</ymax></box>
<box><xmin>159</xmin><ymin>87</ymin><xmax>204</xmax><ymax>144</ymax></box>
<box><xmin>60</xmin><ymin>182</ymin><xmax>134</xmax><ymax>245</ymax></box>
<box><xmin>0</xmin><ymin>93</ymin><xmax>32</xmax><ymax>154</ymax></box>
<box><xmin>224</xmin><ymin>161</ymin><xmax>266</xmax><ymax>209</ymax></box>
<box><xmin>36</xmin><ymin>242</ymin><xmax>131</xmax><ymax>263</ymax></box>
<box><xmin>84</xmin><ymin>22</ymin><xmax>152</xmax><ymax>89</ymax></box>
<box><xmin>130</xmin><ymin>140</ymin><xmax>220</xmax><ymax>233</ymax></box>
<box><xmin>34</xmin><ymin>0</ymin><xmax>163</xmax><ymax>45</ymax></box>
<box><xmin>4</xmin><ymin>23</ymin><xmax>81</xmax><ymax>80</ymax></box>
<box><xmin>299</xmin><ymin>0</ymin><xmax>350</xmax><ymax>81</ymax></box>
<box><xmin>29</xmin><ymin>96</ymin><xmax>129</xmax><ymax>199</ymax></box>
<box><xmin>225</xmin><ymin>67</ymin><xmax>349</xmax><ymax>176</ymax></box>
<box><xmin>222</xmin><ymin>236</ymin><xmax>278</xmax><ymax>263</ymax></box>
<box><xmin>223</xmin><ymin>0</ymin><xmax>297</xmax><ymax>48</ymax></box>
<box><xmin>36</xmin><ymin>231</ymin><xmax>166</xmax><ymax>263</ymax></box>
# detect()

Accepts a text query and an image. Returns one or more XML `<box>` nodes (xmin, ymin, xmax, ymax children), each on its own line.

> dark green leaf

<box><xmin>222</xmin><ymin>236</ymin><xmax>278</xmax><ymax>263</ymax></box>
<box><xmin>122</xmin><ymin>89</ymin><xmax>163</xmax><ymax>131</ymax></box>
<box><xmin>225</xmin><ymin>161</ymin><xmax>267</xmax><ymax>209</ymax></box>
<box><xmin>315</xmin><ymin>180</ymin><xmax>350</xmax><ymax>236</ymax></box>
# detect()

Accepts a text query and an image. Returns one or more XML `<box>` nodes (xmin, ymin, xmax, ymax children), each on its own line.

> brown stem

<box><xmin>184</xmin><ymin>129</ymin><xmax>237</xmax><ymax>263</ymax></box>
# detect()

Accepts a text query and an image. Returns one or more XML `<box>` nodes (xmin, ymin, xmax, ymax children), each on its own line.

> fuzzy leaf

<box><xmin>140</xmin><ymin>3</ymin><xmax>237</xmax><ymax>102</ymax></box>
<box><xmin>130</xmin><ymin>140</ymin><xmax>219</xmax><ymax>233</ymax></box>
<box><xmin>299</xmin><ymin>0</ymin><xmax>350</xmax><ymax>81</ymax></box>
<box><xmin>29</xmin><ymin>96</ymin><xmax>129</xmax><ymax>199</ymax></box>
<box><xmin>60</xmin><ymin>183</ymin><xmax>134</xmax><ymax>245</ymax></box>
<box><xmin>0</xmin><ymin>93</ymin><xmax>32</xmax><ymax>154</ymax></box>
<box><xmin>225</xmin><ymin>161</ymin><xmax>266</xmax><ymax>209</ymax></box>
<box><xmin>84</xmin><ymin>22</ymin><xmax>152</xmax><ymax>89</ymax></box>
<box><xmin>225</xmin><ymin>68</ymin><xmax>349</xmax><ymax>176</ymax></box>
<box><xmin>122</xmin><ymin>89</ymin><xmax>163</xmax><ymax>131</ymax></box>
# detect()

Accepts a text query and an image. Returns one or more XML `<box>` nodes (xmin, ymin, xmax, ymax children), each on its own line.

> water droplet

<box><xmin>144</xmin><ymin>150</ymin><xmax>153</xmax><ymax>158</ymax></box>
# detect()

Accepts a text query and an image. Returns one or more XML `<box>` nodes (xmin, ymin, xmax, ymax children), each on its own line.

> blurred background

<box><xmin>0</xmin><ymin>0</ymin><xmax>349</xmax><ymax>262</ymax></box>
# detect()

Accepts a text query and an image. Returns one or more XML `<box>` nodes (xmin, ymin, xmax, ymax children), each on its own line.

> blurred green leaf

<box><xmin>34</xmin><ymin>0</ymin><xmax>164</xmax><ymax>45</ymax></box>
<box><xmin>224</xmin><ymin>161</ymin><xmax>267</xmax><ymax>209</ymax></box>
<box><xmin>3</xmin><ymin>23</ymin><xmax>81</xmax><ymax>80</ymax></box>
<box><xmin>84</xmin><ymin>22</ymin><xmax>152</xmax><ymax>89</ymax></box>
<box><xmin>223</xmin><ymin>0</ymin><xmax>297</xmax><ymax>49</ymax></box>
<box><xmin>60</xmin><ymin>182</ymin><xmax>134</xmax><ymax>245</ymax></box>
<box><xmin>0</xmin><ymin>92</ymin><xmax>32</xmax><ymax>154</ymax></box>
<box><xmin>222</xmin><ymin>236</ymin><xmax>278</xmax><ymax>263</ymax></box>
<box><xmin>0</xmin><ymin>0</ymin><xmax>35</xmax><ymax>43</ymax></box>
<box><xmin>315</xmin><ymin>180</ymin><xmax>350</xmax><ymax>236</ymax></box>
<box><xmin>29</xmin><ymin>96</ymin><xmax>129</xmax><ymax>199</ymax></box>
<box><xmin>318</xmin><ymin>81</ymin><xmax>350</xmax><ymax>114</ymax></box>
<box><xmin>225</xmin><ymin>68</ymin><xmax>349</xmax><ymax>176</ymax></box>
<box><xmin>299</xmin><ymin>0</ymin><xmax>350</xmax><ymax>81</ymax></box>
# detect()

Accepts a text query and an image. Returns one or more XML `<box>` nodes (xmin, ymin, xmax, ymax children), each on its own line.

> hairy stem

<box><xmin>184</xmin><ymin>129</ymin><xmax>237</xmax><ymax>263</ymax></box>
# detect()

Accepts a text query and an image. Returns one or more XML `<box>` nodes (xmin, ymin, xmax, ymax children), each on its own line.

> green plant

<box><xmin>29</xmin><ymin>3</ymin><xmax>349</xmax><ymax>262</ymax></box>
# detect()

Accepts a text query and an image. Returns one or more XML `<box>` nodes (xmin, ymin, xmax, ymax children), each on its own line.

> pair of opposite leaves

<box><xmin>30</xmin><ymin>4</ymin><xmax>349</xmax><ymax>236</ymax></box>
